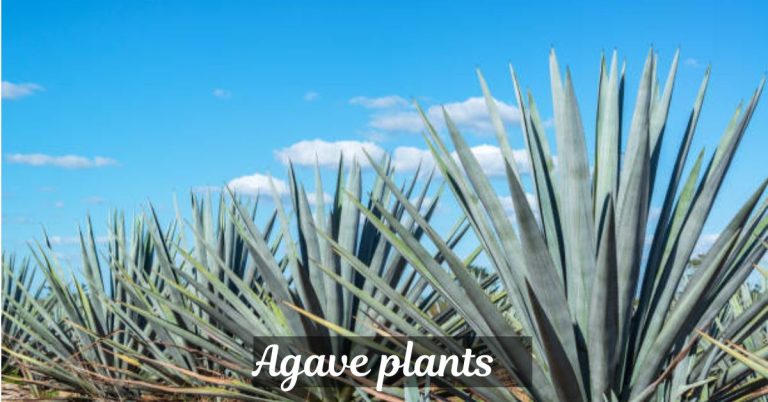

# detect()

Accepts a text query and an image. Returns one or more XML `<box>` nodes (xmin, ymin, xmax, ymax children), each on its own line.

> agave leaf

<box><xmin>476</xmin><ymin>68</ymin><xmax>522</xmax><ymax>180</ymax></box>
<box><xmin>589</xmin><ymin>197</ymin><xmax>619</xmax><ymax>402</ymax></box>
<box><xmin>506</xmin><ymin>159</ymin><xmax>585</xmax><ymax>399</ymax></box>
<box><xmin>290</xmin><ymin>170</ymin><xmax>328</xmax><ymax>311</ymax></box>
<box><xmin>338</xmin><ymin>162</ymin><xmax>362</xmax><ymax>333</ymax></box>
<box><xmin>615</xmin><ymin>52</ymin><xmax>653</xmax><ymax>368</ymax></box>
<box><xmin>594</xmin><ymin>51</ymin><xmax>622</xmax><ymax>228</ymax></box>
<box><xmin>526</xmin><ymin>283</ymin><xmax>585</xmax><ymax>402</ymax></box>
<box><xmin>648</xmin><ymin>49</ymin><xmax>679</xmax><ymax>190</ymax></box>
<box><xmin>268</xmin><ymin>171</ymin><xmax>324</xmax><ymax>327</ymax></box>
<box><xmin>511</xmin><ymin>65</ymin><xmax>565</xmax><ymax>279</ymax></box>
<box><xmin>638</xmin><ymin>144</ymin><xmax>706</xmax><ymax>334</ymax></box>
<box><xmin>549</xmin><ymin>50</ymin><xmax>596</xmax><ymax>330</ymax></box>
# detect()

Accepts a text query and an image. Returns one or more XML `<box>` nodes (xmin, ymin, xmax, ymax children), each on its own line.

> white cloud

<box><xmin>212</xmin><ymin>88</ymin><xmax>232</xmax><ymax>99</ymax></box>
<box><xmin>275</xmin><ymin>139</ymin><xmax>386</xmax><ymax>167</ymax></box>
<box><xmin>369</xmin><ymin>111</ymin><xmax>424</xmax><ymax>132</ymax></box>
<box><xmin>2</xmin><ymin>81</ymin><xmax>44</xmax><ymax>99</ymax></box>
<box><xmin>304</xmin><ymin>91</ymin><xmax>319</xmax><ymax>101</ymax></box>
<box><xmin>350</xmin><ymin>95</ymin><xmax>410</xmax><ymax>109</ymax></box>
<box><xmin>6</xmin><ymin>154</ymin><xmax>118</xmax><ymax>169</ymax></box>
<box><xmin>367</xmin><ymin>96</ymin><xmax>521</xmax><ymax>135</ymax></box>
<box><xmin>277</xmin><ymin>139</ymin><xmax>529</xmax><ymax>177</ymax></box>
<box><xmin>54</xmin><ymin>201</ymin><xmax>65</xmax><ymax>208</ymax></box>
<box><xmin>227</xmin><ymin>173</ymin><xmax>289</xmax><ymax>197</ymax></box>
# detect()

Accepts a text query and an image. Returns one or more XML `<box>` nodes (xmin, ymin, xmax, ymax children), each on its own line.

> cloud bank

<box><xmin>274</xmin><ymin>140</ymin><xmax>529</xmax><ymax>176</ymax></box>
<box><xmin>274</xmin><ymin>139</ymin><xmax>386</xmax><ymax>168</ymax></box>
<box><xmin>2</xmin><ymin>81</ymin><xmax>44</xmax><ymax>99</ymax></box>
<box><xmin>358</xmin><ymin>96</ymin><xmax>521</xmax><ymax>135</ymax></box>
<box><xmin>6</xmin><ymin>154</ymin><xmax>118</xmax><ymax>169</ymax></box>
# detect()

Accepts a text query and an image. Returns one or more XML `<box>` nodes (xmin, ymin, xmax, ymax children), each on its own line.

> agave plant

<box><xmin>153</xmin><ymin>159</ymin><xmax>462</xmax><ymax>400</ymax></box>
<box><xmin>2</xmin><ymin>49</ymin><xmax>766</xmax><ymax>402</ymax></box>
<box><xmin>2</xmin><ymin>158</ymin><xmax>480</xmax><ymax>401</ymax></box>
<box><xmin>2</xmin><ymin>217</ymin><xmax>281</xmax><ymax>400</ymax></box>
<box><xmin>314</xmin><ymin>50</ymin><xmax>768</xmax><ymax>401</ymax></box>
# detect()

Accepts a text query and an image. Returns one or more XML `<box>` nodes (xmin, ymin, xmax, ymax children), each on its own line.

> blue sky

<box><xmin>2</xmin><ymin>0</ymin><xmax>767</xmax><ymax>264</ymax></box>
